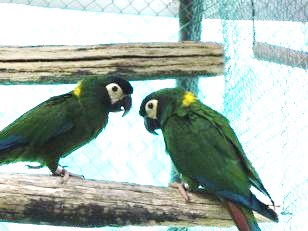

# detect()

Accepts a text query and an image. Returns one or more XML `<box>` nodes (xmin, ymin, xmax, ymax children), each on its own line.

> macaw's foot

<box><xmin>52</xmin><ymin>166</ymin><xmax>84</xmax><ymax>184</ymax></box>
<box><xmin>170</xmin><ymin>182</ymin><xmax>190</xmax><ymax>202</ymax></box>
<box><xmin>26</xmin><ymin>164</ymin><xmax>44</xmax><ymax>169</ymax></box>
<box><xmin>268</xmin><ymin>203</ymin><xmax>280</xmax><ymax>211</ymax></box>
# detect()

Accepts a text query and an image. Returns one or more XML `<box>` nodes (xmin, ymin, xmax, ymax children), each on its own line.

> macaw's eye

<box><xmin>112</xmin><ymin>86</ymin><xmax>118</xmax><ymax>92</ymax></box>
<box><xmin>148</xmin><ymin>102</ymin><xmax>154</xmax><ymax>109</ymax></box>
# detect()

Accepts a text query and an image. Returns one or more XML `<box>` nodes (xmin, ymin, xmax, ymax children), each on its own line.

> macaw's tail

<box><xmin>226</xmin><ymin>200</ymin><xmax>261</xmax><ymax>231</ymax></box>
<box><xmin>216</xmin><ymin>190</ymin><xmax>278</xmax><ymax>223</ymax></box>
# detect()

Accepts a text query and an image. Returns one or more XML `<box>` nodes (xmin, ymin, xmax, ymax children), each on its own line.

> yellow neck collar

<box><xmin>72</xmin><ymin>81</ymin><xmax>82</xmax><ymax>97</ymax></box>
<box><xmin>182</xmin><ymin>91</ymin><xmax>197</xmax><ymax>107</ymax></box>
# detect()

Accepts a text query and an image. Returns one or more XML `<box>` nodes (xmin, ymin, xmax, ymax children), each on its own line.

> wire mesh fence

<box><xmin>0</xmin><ymin>0</ymin><xmax>307</xmax><ymax>231</ymax></box>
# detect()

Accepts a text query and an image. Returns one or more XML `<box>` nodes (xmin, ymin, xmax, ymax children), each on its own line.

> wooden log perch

<box><xmin>0</xmin><ymin>173</ymin><xmax>270</xmax><ymax>228</ymax></box>
<box><xmin>0</xmin><ymin>42</ymin><xmax>224</xmax><ymax>84</ymax></box>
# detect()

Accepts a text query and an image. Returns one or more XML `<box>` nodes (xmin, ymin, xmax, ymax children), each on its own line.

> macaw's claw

<box><xmin>170</xmin><ymin>182</ymin><xmax>190</xmax><ymax>202</ymax></box>
<box><xmin>52</xmin><ymin>166</ymin><xmax>84</xmax><ymax>184</ymax></box>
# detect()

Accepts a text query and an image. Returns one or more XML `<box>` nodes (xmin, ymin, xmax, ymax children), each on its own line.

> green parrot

<box><xmin>139</xmin><ymin>88</ymin><xmax>278</xmax><ymax>231</ymax></box>
<box><xmin>0</xmin><ymin>76</ymin><xmax>133</xmax><ymax>179</ymax></box>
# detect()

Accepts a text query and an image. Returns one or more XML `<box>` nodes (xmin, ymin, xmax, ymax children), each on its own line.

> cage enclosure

<box><xmin>0</xmin><ymin>1</ymin><xmax>307</xmax><ymax>231</ymax></box>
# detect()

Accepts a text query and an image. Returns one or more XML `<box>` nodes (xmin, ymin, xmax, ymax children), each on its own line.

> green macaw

<box><xmin>139</xmin><ymin>88</ymin><xmax>278</xmax><ymax>231</ymax></box>
<box><xmin>0</xmin><ymin>76</ymin><xmax>133</xmax><ymax>179</ymax></box>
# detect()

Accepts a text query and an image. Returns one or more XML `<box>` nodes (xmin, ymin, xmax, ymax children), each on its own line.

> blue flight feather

<box><xmin>0</xmin><ymin>135</ymin><xmax>27</xmax><ymax>152</ymax></box>
<box><xmin>195</xmin><ymin>176</ymin><xmax>278</xmax><ymax>222</ymax></box>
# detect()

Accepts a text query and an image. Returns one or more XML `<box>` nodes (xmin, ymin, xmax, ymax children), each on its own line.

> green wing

<box><xmin>190</xmin><ymin>102</ymin><xmax>274</xmax><ymax>203</ymax></box>
<box><xmin>0</xmin><ymin>94</ymin><xmax>74</xmax><ymax>149</ymax></box>
<box><xmin>164</xmin><ymin>105</ymin><xmax>249</xmax><ymax>196</ymax></box>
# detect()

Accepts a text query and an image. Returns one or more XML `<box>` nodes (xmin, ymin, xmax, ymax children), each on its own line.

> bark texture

<box><xmin>0</xmin><ymin>42</ymin><xmax>224</xmax><ymax>84</ymax></box>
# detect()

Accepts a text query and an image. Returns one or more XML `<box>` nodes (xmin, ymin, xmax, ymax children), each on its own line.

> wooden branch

<box><xmin>0</xmin><ymin>42</ymin><xmax>224</xmax><ymax>84</ymax></box>
<box><xmin>0</xmin><ymin>173</ymin><xmax>270</xmax><ymax>228</ymax></box>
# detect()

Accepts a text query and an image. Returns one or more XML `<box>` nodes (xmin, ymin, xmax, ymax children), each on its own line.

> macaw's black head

<box><xmin>79</xmin><ymin>76</ymin><xmax>133</xmax><ymax>116</ymax></box>
<box><xmin>103</xmin><ymin>76</ymin><xmax>133</xmax><ymax>116</ymax></box>
<box><xmin>139</xmin><ymin>88</ymin><xmax>185</xmax><ymax>135</ymax></box>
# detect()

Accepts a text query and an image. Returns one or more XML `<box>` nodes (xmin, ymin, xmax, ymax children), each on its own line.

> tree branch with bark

<box><xmin>0</xmin><ymin>173</ymin><xmax>270</xmax><ymax>228</ymax></box>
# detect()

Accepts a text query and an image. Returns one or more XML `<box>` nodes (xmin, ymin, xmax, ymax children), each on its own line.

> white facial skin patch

<box><xmin>106</xmin><ymin>83</ymin><xmax>124</xmax><ymax>104</ymax></box>
<box><xmin>145</xmin><ymin>99</ymin><xmax>158</xmax><ymax>119</ymax></box>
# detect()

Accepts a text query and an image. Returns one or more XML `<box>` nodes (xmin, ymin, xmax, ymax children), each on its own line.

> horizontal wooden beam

<box><xmin>0</xmin><ymin>173</ymin><xmax>270</xmax><ymax>227</ymax></box>
<box><xmin>0</xmin><ymin>42</ymin><xmax>224</xmax><ymax>84</ymax></box>
<box><xmin>253</xmin><ymin>42</ymin><xmax>308</xmax><ymax>69</ymax></box>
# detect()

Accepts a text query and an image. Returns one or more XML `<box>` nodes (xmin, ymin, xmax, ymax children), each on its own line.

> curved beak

<box><xmin>144</xmin><ymin>117</ymin><xmax>160</xmax><ymax>135</ymax></box>
<box><xmin>121</xmin><ymin>95</ymin><xmax>132</xmax><ymax>117</ymax></box>
<box><xmin>110</xmin><ymin>95</ymin><xmax>132</xmax><ymax>116</ymax></box>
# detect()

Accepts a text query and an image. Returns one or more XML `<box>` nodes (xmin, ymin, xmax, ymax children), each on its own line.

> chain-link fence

<box><xmin>0</xmin><ymin>0</ymin><xmax>307</xmax><ymax>230</ymax></box>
